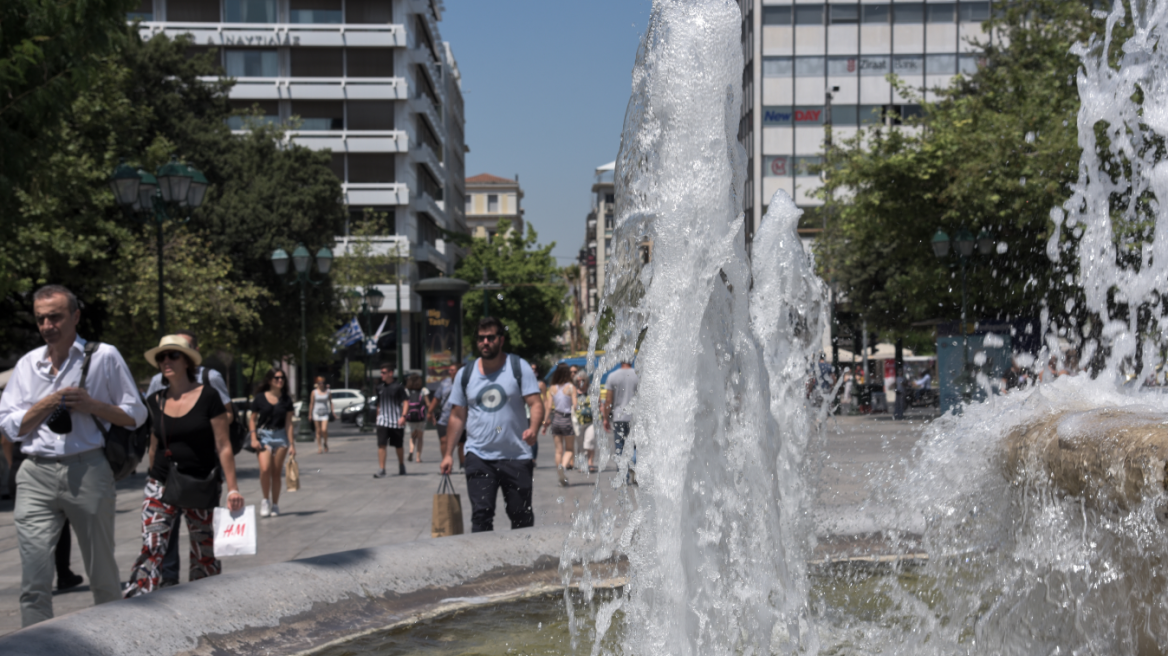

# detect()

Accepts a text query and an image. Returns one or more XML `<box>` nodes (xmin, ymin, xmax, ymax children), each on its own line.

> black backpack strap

<box><xmin>79</xmin><ymin>340</ymin><xmax>99</xmax><ymax>390</ymax></box>
<box><xmin>509</xmin><ymin>353</ymin><xmax>523</xmax><ymax>392</ymax></box>
<box><xmin>460</xmin><ymin>359</ymin><xmax>477</xmax><ymax>402</ymax></box>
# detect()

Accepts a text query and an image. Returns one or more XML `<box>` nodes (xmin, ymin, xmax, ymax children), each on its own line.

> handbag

<box><xmin>431</xmin><ymin>474</ymin><xmax>464</xmax><ymax>538</ymax></box>
<box><xmin>79</xmin><ymin>341</ymin><xmax>150</xmax><ymax>480</ymax></box>
<box><xmin>156</xmin><ymin>393</ymin><xmax>222</xmax><ymax>509</ymax></box>
<box><xmin>285</xmin><ymin>454</ymin><xmax>300</xmax><ymax>492</ymax></box>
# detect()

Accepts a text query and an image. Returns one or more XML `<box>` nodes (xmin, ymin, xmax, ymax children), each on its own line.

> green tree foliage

<box><xmin>455</xmin><ymin>220</ymin><xmax>566</xmax><ymax>362</ymax></box>
<box><xmin>817</xmin><ymin>0</ymin><xmax>1108</xmax><ymax>334</ymax></box>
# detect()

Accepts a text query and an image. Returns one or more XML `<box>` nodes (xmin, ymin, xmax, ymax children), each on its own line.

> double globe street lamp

<box><xmin>109</xmin><ymin>157</ymin><xmax>209</xmax><ymax>337</ymax></box>
<box><xmin>271</xmin><ymin>244</ymin><xmax>333</xmax><ymax>437</ymax></box>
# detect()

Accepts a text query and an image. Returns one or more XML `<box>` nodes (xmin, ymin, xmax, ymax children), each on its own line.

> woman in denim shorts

<box><xmin>248</xmin><ymin>369</ymin><xmax>295</xmax><ymax>518</ymax></box>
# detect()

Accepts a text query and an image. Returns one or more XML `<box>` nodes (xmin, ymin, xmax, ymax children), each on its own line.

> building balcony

<box><xmin>411</xmin><ymin>191</ymin><xmax>446</xmax><ymax>222</ymax></box>
<box><xmin>413</xmin><ymin>141</ymin><xmax>445</xmax><ymax>180</ymax></box>
<box><xmin>411</xmin><ymin>94</ymin><xmax>443</xmax><ymax>140</ymax></box>
<box><xmin>414</xmin><ymin>240</ymin><xmax>448</xmax><ymax>270</ymax></box>
<box><xmin>290</xmin><ymin>130</ymin><xmax>407</xmax><ymax>153</ymax></box>
<box><xmin>216</xmin><ymin>77</ymin><xmax>407</xmax><ymax>101</ymax></box>
<box><xmin>138</xmin><ymin>22</ymin><xmax>407</xmax><ymax>48</ymax></box>
<box><xmin>343</xmin><ymin>182</ymin><xmax>409</xmax><ymax>206</ymax></box>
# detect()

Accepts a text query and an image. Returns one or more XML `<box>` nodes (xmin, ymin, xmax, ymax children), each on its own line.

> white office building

<box><xmin>738</xmin><ymin>0</ymin><xmax>992</xmax><ymax>241</ymax></box>
<box><xmin>132</xmin><ymin>0</ymin><xmax>467</xmax><ymax>371</ymax></box>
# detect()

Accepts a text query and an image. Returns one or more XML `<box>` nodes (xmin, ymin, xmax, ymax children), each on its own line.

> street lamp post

<box><xmin>932</xmin><ymin>227</ymin><xmax>995</xmax><ymax>399</ymax></box>
<box><xmin>272</xmin><ymin>244</ymin><xmax>333</xmax><ymax>437</ymax></box>
<box><xmin>109</xmin><ymin>157</ymin><xmax>209</xmax><ymax>337</ymax></box>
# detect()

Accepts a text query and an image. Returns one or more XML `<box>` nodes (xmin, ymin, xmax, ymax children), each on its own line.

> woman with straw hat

<box><xmin>124</xmin><ymin>335</ymin><xmax>244</xmax><ymax>596</ymax></box>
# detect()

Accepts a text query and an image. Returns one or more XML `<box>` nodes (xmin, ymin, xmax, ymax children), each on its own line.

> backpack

<box><xmin>80</xmin><ymin>341</ymin><xmax>151</xmax><ymax>481</ymax></box>
<box><xmin>577</xmin><ymin>396</ymin><xmax>593</xmax><ymax>425</ymax></box>
<box><xmin>460</xmin><ymin>354</ymin><xmax>524</xmax><ymax>405</ymax></box>
<box><xmin>405</xmin><ymin>389</ymin><xmax>428</xmax><ymax>422</ymax></box>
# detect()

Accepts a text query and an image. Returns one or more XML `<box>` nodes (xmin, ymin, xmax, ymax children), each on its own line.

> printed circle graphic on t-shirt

<box><xmin>476</xmin><ymin>384</ymin><xmax>508</xmax><ymax>413</ymax></box>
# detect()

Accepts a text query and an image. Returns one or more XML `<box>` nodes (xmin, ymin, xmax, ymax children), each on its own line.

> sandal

<box><xmin>588</xmin><ymin>466</ymin><xmax>598</xmax><ymax>474</ymax></box>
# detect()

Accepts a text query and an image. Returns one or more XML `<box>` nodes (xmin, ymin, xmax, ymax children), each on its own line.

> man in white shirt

<box><xmin>0</xmin><ymin>285</ymin><xmax>147</xmax><ymax>626</ymax></box>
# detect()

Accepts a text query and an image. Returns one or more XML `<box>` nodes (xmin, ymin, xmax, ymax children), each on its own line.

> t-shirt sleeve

<box><xmin>205</xmin><ymin>387</ymin><xmax>227</xmax><ymax>421</ymax></box>
<box><xmin>518</xmin><ymin>359</ymin><xmax>541</xmax><ymax>397</ymax></box>
<box><xmin>205</xmin><ymin>370</ymin><xmax>231</xmax><ymax>404</ymax></box>
<box><xmin>449</xmin><ymin>368</ymin><xmax>468</xmax><ymax>407</ymax></box>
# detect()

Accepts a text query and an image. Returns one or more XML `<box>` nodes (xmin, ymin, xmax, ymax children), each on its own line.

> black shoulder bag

<box><xmin>79</xmin><ymin>341</ymin><xmax>151</xmax><ymax>481</ymax></box>
<box><xmin>157</xmin><ymin>392</ymin><xmax>223</xmax><ymax>509</ymax></box>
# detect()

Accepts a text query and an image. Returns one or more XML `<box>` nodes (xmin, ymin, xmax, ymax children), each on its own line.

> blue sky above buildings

<box><xmin>442</xmin><ymin>0</ymin><xmax>653</xmax><ymax>265</ymax></box>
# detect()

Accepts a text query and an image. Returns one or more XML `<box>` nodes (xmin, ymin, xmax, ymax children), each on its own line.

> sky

<box><xmin>440</xmin><ymin>1</ymin><xmax>654</xmax><ymax>266</ymax></box>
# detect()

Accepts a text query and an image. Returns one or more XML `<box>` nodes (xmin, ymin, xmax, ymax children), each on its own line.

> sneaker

<box><xmin>373</xmin><ymin>469</ymin><xmax>387</xmax><ymax>479</ymax></box>
<box><xmin>407</xmin><ymin>453</ymin><xmax>414</xmax><ymax>462</ymax></box>
<box><xmin>260</xmin><ymin>498</ymin><xmax>272</xmax><ymax>517</ymax></box>
<box><xmin>270</xmin><ymin>503</ymin><xmax>279</xmax><ymax>517</ymax></box>
<box><xmin>557</xmin><ymin>467</ymin><xmax>569</xmax><ymax>487</ymax></box>
<box><xmin>57</xmin><ymin>571</ymin><xmax>84</xmax><ymax>591</ymax></box>
<box><xmin>398</xmin><ymin>463</ymin><xmax>407</xmax><ymax>476</ymax></box>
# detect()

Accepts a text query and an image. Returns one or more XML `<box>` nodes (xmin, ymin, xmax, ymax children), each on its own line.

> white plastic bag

<box><xmin>213</xmin><ymin>505</ymin><xmax>256</xmax><ymax>557</ymax></box>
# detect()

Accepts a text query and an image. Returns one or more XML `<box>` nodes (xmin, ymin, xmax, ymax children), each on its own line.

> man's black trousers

<box><xmin>464</xmin><ymin>453</ymin><xmax>534</xmax><ymax>532</ymax></box>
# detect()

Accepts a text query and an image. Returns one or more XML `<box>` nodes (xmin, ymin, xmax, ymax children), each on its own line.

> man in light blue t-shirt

<box><xmin>440</xmin><ymin>317</ymin><xmax>544</xmax><ymax>532</ymax></box>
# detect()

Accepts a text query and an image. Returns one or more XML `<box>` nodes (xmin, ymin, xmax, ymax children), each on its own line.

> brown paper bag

<box><xmin>285</xmin><ymin>454</ymin><xmax>300</xmax><ymax>492</ymax></box>
<box><xmin>431</xmin><ymin>474</ymin><xmax>463</xmax><ymax>537</ymax></box>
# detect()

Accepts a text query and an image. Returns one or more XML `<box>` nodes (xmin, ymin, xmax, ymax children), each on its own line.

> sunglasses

<box><xmin>476</xmin><ymin>334</ymin><xmax>501</xmax><ymax>343</ymax></box>
<box><xmin>272</xmin><ymin>375</ymin><xmax>286</xmax><ymax>381</ymax></box>
<box><xmin>158</xmin><ymin>351</ymin><xmax>185</xmax><ymax>362</ymax></box>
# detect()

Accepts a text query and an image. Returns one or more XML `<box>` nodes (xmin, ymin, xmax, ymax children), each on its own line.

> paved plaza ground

<box><xmin>0</xmin><ymin>409</ymin><xmax>938</xmax><ymax>636</ymax></box>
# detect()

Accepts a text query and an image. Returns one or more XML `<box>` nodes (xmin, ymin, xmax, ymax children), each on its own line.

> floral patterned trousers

<box><xmin>123</xmin><ymin>477</ymin><xmax>219</xmax><ymax>597</ymax></box>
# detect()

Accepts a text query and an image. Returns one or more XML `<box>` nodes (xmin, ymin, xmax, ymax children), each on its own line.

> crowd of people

<box><xmin>0</xmin><ymin>284</ymin><xmax>641</xmax><ymax>628</ymax></box>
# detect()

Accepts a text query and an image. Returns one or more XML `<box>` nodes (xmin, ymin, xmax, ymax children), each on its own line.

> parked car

<box><xmin>340</xmin><ymin>396</ymin><xmax>378</xmax><ymax>430</ymax></box>
<box><xmin>292</xmin><ymin>388</ymin><xmax>365</xmax><ymax>421</ymax></box>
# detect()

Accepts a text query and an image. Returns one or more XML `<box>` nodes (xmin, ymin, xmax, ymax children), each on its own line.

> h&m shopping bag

<box><xmin>431</xmin><ymin>474</ymin><xmax>464</xmax><ymax>538</ymax></box>
<box><xmin>286</xmin><ymin>454</ymin><xmax>300</xmax><ymax>491</ymax></box>
<box><xmin>213</xmin><ymin>505</ymin><xmax>257</xmax><ymax>557</ymax></box>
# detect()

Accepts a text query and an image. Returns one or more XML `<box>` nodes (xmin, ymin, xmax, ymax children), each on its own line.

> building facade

<box><xmin>578</xmin><ymin>162</ymin><xmax>614</xmax><ymax>325</ymax></box>
<box><xmin>737</xmin><ymin>0</ymin><xmax>992</xmax><ymax>241</ymax></box>
<box><xmin>132</xmin><ymin>0</ymin><xmax>467</xmax><ymax>373</ymax></box>
<box><xmin>465</xmin><ymin>173</ymin><xmax>524</xmax><ymax>239</ymax></box>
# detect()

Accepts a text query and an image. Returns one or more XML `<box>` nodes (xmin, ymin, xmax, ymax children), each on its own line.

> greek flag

<box><xmin>333</xmin><ymin>318</ymin><xmax>364</xmax><ymax>351</ymax></box>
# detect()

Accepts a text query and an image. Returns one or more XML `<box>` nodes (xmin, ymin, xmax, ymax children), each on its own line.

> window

<box><xmin>128</xmin><ymin>0</ymin><xmax>152</xmax><ymax>21</ymax></box>
<box><xmin>605</xmin><ymin>193</ymin><xmax>615</xmax><ymax>204</ymax></box>
<box><xmin>959</xmin><ymin>53</ymin><xmax>985</xmax><ymax>74</ymax></box>
<box><xmin>167</xmin><ymin>0</ymin><xmax>218</xmax><ymax>22</ymax></box>
<box><xmin>762</xmin><ymin>6</ymin><xmax>791</xmax><ymax>25</ymax></box>
<box><xmin>831</xmin><ymin>105</ymin><xmax>858</xmax><ymax>125</ymax></box>
<box><xmin>414</xmin><ymin>15</ymin><xmax>440</xmax><ymax>63</ymax></box>
<box><xmin>328</xmin><ymin>152</ymin><xmax>345</xmax><ymax>181</ymax></box>
<box><xmin>794</xmin><ymin>56</ymin><xmax>825</xmax><ymax>77</ymax></box>
<box><xmin>347</xmin><ymin>48</ymin><xmax>394</xmax><ymax>77</ymax></box>
<box><xmin>762</xmin><ymin>56</ymin><xmax>793</xmax><ymax>77</ymax></box>
<box><xmin>290</xmin><ymin>0</ymin><xmax>341</xmax><ymax>23</ymax></box>
<box><xmin>227</xmin><ymin>100</ymin><xmax>278</xmax><ymax>129</ymax></box>
<box><xmin>345</xmin><ymin>0</ymin><xmax>392</xmax><ymax>23</ymax></box>
<box><xmin>418</xmin><ymin>213</ymin><xmax>440</xmax><ymax>245</ymax></box>
<box><xmin>225</xmin><ymin>50</ymin><xmax>279</xmax><ymax>77</ymax></box>
<box><xmin>417</xmin><ymin>165</ymin><xmax>443</xmax><ymax>200</ymax></box>
<box><xmin>415</xmin><ymin>65</ymin><xmax>441</xmax><ymax>109</ymax></box>
<box><xmin>224</xmin><ymin>0</ymin><xmax>276</xmax><ymax>23</ymax></box>
<box><xmin>892</xmin><ymin>55</ymin><xmax>924</xmax><ymax>75</ymax></box>
<box><xmin>348</xmin><ymin>154</ymin><xmax>395</xmax><ymax>183</ymax></box>
<box><xmin>926</xmin><ymin>53</ymin><xmax>958</xmax><ymax>75</ymax></box>
<box><xmin>829</xmin><ymin>4</ymin><xmax>859</xmax><ymax>24</ymax></box>
<box><xmin>291</xmin><ymin>101</ymin><xmax>343</xmax><ymax>130</ymax></box>
<box><xmin>794</xmin><ymin>4</ymin><xmax>824</xmax><ymax>25</ymax></box>
<box><xmin>416</xmin><ymin>115</ymin><xmax>441</xmax><ymax>153</ymax></box>
<box><xmin>859</xmin><ymin>105</ymin><xmax>884</xmax><ymax>125</ymax></box>
<box><xmin>487</xmin><ymin>194</ymin><xmax>499</xmax><ymax>213</ymax></box>
<box><xmin>928</xmin><ymin>3</ymin><xmax>956</xmax><ymax>23</ymax></box>
<box><xmin>347</xmin><ymin>101</ymin><xmax>394</xmax><ymax>130</ymax></box>
<box><xmin>291</xmin><ymin>48</ymin><xmax>342</xmax><ymax>77</ymax></box>
<box><xmin>859</xmin><ymin>55</ymin><xmax>890</xmax><ymax>76</ymax></box>
<box><xmin>893</xmin><ymin>3</ymin><xmax>924</xmax><ymax>24</ymax></box>
<box><xmin>861</xmin><ymin>4</ymin><xmax>890</xmax><ymax>23</ymax></box>
<box><xmin>827</xmin><ymin>56</ymin><xmax>858</xmax><ymax>76</ymax></box>
<box><xmin>959</xmin><ymin>2</ymin><xmax>990</xmax><ymax>22</ymax></box>
<box><xmin>763</xmin><ymin>156</ymin><xmax>789</xmax><ymax>177</ymax></box>
<box><xmin>793</xmin><ymin>156</ymin><xmax>824</xmax><ymax>176</ymax></box>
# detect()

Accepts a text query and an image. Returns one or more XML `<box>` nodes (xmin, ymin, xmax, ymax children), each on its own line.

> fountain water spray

<box><xmin>564</xmin><ymin>1</ymin><xmax>827</xmax><ymax>654</ymax></box>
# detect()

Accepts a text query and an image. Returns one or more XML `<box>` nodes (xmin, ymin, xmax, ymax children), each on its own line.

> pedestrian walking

<box><xmin>310</xmin><ymin>376</ymin><xmax>334</xmax><ymax>454</ymax></box>
<box><xmin>248</xmin><ymin>369</ymin><xmax>295</xmax><ymax>517</ymax></box>
<box><xmin>144</xmin><ymin>330</ymin><xmax>232</xmax><ymax>588</ymax></box>
<box><xmin>604</xmin><ymin>361</ymin><xmax>638</xmax><ymax>484</ymax></box>
<box><xmin>1</xmin><ymin>432</ymin><xmax>84</xmax><ymax>592</ymax></box>
<box><xmin>0</xmin><ymin>285</ymin><xmax>148</xmax><ymax>627</ymax></box>
<box><xmin>574</xmin><ymin>374</ymin><xmax>598</xmax><ymax>474</ymax></box>
<box><xmin>123</xmin><ymin>336</ymin><xmax>245</xmax><ymax>596</ymax></box>
<box><xmin>373</xmin><ymin>365</ymin><xmax>407</xmax><ymax>477</ymax></box>
<box><xmin>431</xmin><ymin>365</ymin><xmax>463</xmax><ymax>470</ymax></box>
<box><xmin>541</xmin><ymin>364</ymin><xmax>577</xmax><ymax>486</ymax></box>
<box><xmin>440</xmin><ymin>317</ymin><xmax>544</xmax><ymax>532</ymax></box>
<box><xmin>404</xmin><ymin>374</ymin><xmax>430</xmax><ymax>463</ymax></box>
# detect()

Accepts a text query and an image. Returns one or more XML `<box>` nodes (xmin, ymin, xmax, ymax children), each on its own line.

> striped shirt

<box><xmin>375</xmin><ymin>381</ymin><xmax>407</xmax><ymax>428</ymax></box>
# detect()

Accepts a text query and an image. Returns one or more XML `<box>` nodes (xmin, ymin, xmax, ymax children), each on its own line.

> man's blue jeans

<box><xmin>613</xmin><ymin>421</ymin><xmax>636</xmax><ymax>466</ymax></box>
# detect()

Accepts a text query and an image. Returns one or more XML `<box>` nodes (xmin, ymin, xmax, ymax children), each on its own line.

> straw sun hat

<box><xmin>144</xmin><ymin>334</ymin><xmax>203</xmax><ymax>369</ymax></box>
